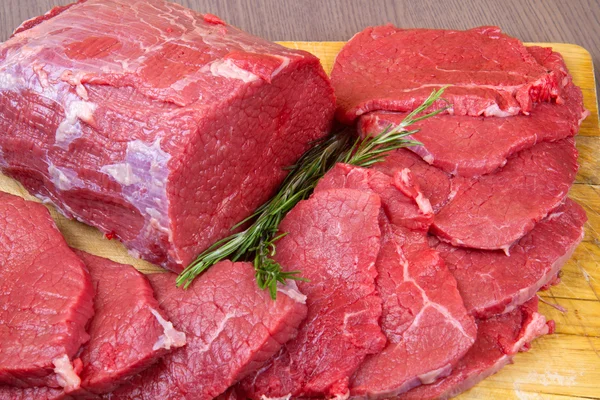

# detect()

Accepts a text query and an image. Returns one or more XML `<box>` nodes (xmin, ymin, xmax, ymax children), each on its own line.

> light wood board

<box><xmin>1</xmin><ymin>42</ymin><xmax>599</xmax><ymax>399</ymax></box>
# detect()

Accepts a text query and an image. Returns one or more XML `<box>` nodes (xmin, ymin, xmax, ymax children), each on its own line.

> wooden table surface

<box><xmin>1</xmin><ymin>0</ymin><xmax>600</xmax><ymax>96</ymax></box>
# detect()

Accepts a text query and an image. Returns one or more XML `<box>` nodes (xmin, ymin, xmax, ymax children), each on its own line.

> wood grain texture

<box><xmin>1</xmin><ymin>0</ymin><xmax>599</xmax><ymax>96</ymax></box>
<box><xmin>0</xmin><ymin>41</ymin><xmax>598</xmax><ymax>398</ymax></box>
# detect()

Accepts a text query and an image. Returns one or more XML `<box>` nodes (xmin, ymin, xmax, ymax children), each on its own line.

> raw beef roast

<box><xmin>110</xmin><ymin>261</ymin><xmax>308</xmax><ymax>400</ymax></box>
<box><xmin>314</xmin><ymin>165</ymin><xmax>477</xmax><ymax>398</ymax></box>
<box><xmin>358</xmin><ymin>81</ymin><xmax>586</xmax><ymax>176</ymax></box>
<box><xmin>242</xmin><ymin>188</ymin><xmax>386</xmax><ymax>399</ymax></box>
<box><xmin>432</xmin><ymin>139</ymin><xmax>578</xmax><ymax>251</ymax></box>
<box><xmin>74</xmin><ymin>251</ymin><xmax>186</xmax><ymax>395</ymax></box>
<box><xmin>0</xmin><ymin>0</ymin><xmax>335</xmax><ymax>272</ymax></box>
<box><xmin>0</xmin><ymin>192</ymin><xmax>94</xmax><ymax>390</ymax></box>
<box><xmin>331</xmin><ymin>26</ymin><xmax>566</xmax><ymax>124</ymax></box>
<box><xmin>435</xmin><ymin>199</ymin><xmax>586</xmax><ymax>318</ymax></box>
<box><xmin>402</xmin><ymin>298</ymin><xmax>552</xmax><ymax>400</ymax></box>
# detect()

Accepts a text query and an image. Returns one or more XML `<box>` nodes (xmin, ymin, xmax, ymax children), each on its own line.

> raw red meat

<box><xmin>314</xmin><ymin>165</ymin><xmax>476</xmax><ymax>398</ymax></box>
<box><xmin>242</xmin><ymin>188</ymin><xmax>386</xmax><ymax>399</ymax></box>
<box><xmin>74</xmin><ymin>251</ymin><xmax>186</xmax><ymax>395</ymax></box>
<box><xmin>110</xmin><ymin>261</ymin><xmax>308</xmax><ymax>400</ymax></box>
<box><xmin>0</xmin><ymin>0</ymin><xmax>335</xmax><ymax>272</ymax></box>
<box><xmin>358</xmin><ymin>82</ymin><xmax>586</xmax><ymax>176</ymax></box>
<box><xmin>432</xmin><ymin>139</ymin><xmax>578</xmax><ymax>251</ymax></box>
<box><xmin>331</xmin><ymin>26</ymin><xmax>565</xmax><ymax>124</ymax></box>
<box><xmin>0</xmin><ymin>192</ymin><xmax>94</xmax><ymax>390</ymax></box>
<box><xmin>401</xmin><ymin>298</ymin><xmax>552</xmax><ymax>400</ymax></box>
<box><xmin>434</xmin><ymin>199</ymin><xmax>586</xmax><ymax>318</ymax></box>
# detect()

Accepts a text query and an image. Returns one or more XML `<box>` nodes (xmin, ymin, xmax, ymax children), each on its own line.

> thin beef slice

<box><xmin>74</xmin><ymin>251</ymin><xmax>186</xmax><ymax>395</ymax></box>
<box><xmin>242</xmin><ymin>188</ymin><xmax>386</xmax><ymax>399</ymax></box>
<box><xmin>434</xmin><ymin>199</ymin><xmax>586</xmax><ymax>319</ymax></box>
<box><xmin>314</xmin><ymin>165</ymin><xmax>477</xmax><ymax>398</ymax></box>
<box><xmin>401</xmin><ymin>298</ymin><xmax>552</xmax><ymax>400</ymax></box>
<box><xmin>431</xmin><ymin>138</ymin><xmax>578</xmax><ymax>251</ymax></box>
<box><xmin>331</xmin><ymin>26</ymin><xmax>565</xmax><ymax>124</ymax></box>
<box><xmin>110</xmin><ymin>261</ymin><xmax>308</xmax><ymax>400</ymax></box>
<box><xmin>358</xmin><ymin>82</ymin><xmax>586</xmax><ymax>177</ymax></box>
<box><xmin>0</xmin><ymin>192</ymin><xmax>94</xmax><ymax>390</ymax></box>
<box><xmin>0</xmin><ymin>0</ymin><xmax>335</xmax><ymax>272</ymax></box>
<box><xmin>373</xmin><ymin>140</ymin><xmax>578</xmax><ymax>251</ymax></box>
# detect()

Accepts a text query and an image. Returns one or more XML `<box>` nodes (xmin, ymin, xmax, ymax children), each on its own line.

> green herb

<box><xmin>177</xmin><ymin>87</ymin><xmax>448</xmax><ymax>298</ymax></box>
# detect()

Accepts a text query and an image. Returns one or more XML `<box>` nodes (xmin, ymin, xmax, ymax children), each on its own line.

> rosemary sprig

<box><xmin>177</xmin><ymin>87</ymin><xmax>448</xmax><ymax>298</ymax></box>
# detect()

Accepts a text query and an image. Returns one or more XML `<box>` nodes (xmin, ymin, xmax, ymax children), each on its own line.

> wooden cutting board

<box><xmin>1</xmin><ymin>42</ymin><xmax>599</xmax><ymax>399</ymax></box>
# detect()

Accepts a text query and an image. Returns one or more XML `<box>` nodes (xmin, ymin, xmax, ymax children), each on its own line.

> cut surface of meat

<box><xmin>0</xmin><ymin>0</ymin><xmax>335</xmax><ymax>272</ymax></box>
<box><xmin>373</xmin><ymin>139</ymin><xmax>578</xmax><ymax>252</ymax></box>
<box><xmin>0</xmin><ymin>385</ymin><xmax>67</xmax><ymax>400</ymax></box>
<box><xmin>331</xmin><ymin>25</ymin><xmax>564</xmax><ymax>124</ymax></box>
<box><xmin>74</xmin><ymin>251</ymin><xmax>186</xmax><ymax>395</ymax></box>
<box><xmin>0</xmin><ymin>192</ymin><xmax>94</xmax><ymax>390</ymax></box>
<box><xmin>242</xmin><ymin>188</ymin><xmax>386</xmax><ymax>399</ymax></box>
<box><xmin>358</xmin><ymin>81</ymin><xmax>586</xmax><ymax>176</ymax></box>
<box><xmin>401</xmin><ymin>298</ymin><xmax>552</xmax><ymax>400</ymax></box>
<box><xmin>435</xmin><ymin>199</ymin><xmax>586</xmax><ymax>318</ymax></box>
<box><xmin>314</xmin><ymin>164</ymin><xmax>476</xmax><ymax>398</ymax></box>
<box><xmin>110</xmin><ymin>261</ymin><xmax>308</xmax><ymax>400</ymax></box>
<box><xmin>432</xmin><ymin>138</ymin><xmax>578</xmax><ymax>251</ymax></box>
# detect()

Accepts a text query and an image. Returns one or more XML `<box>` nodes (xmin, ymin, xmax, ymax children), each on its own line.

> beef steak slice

<box><xmin>110</xmin><ymin>260</ymin><xmax>308</xmax><ymax>400</ymax></box>
<box><xmin>331</xmin><ymin>26</ymin><xmax>564</xmax><ymax>124</ymax></box>
<box><xmin>242</xmin><ymin>188</ymin><xmax>386</xmax><ymax>399</ymax></box>
<box><xmin>0</xmin><ymin>0</ymin><xmax>335</xmax><ymax>272</ymax></box>
<box><xmin>314</xmin><ymin>164</ymin><xmax>477</xmax><ymax>398</ymax></box>
<box><xmin>435</xmin><ymin>199</ymin><xmax>587</xmax><ymax>318</ymax></box>
<box><xmin>401</xmin><ymin>298</ymin><xmax>552</xmax><ymax>400</ymax></box>
<box><xmin>74</xmin><ymin>251</ymin><xmax>186</xmax><ymax>395</ymax></box>
<box><xmin>358</xmin><ymin>81</ymin><xmax>586</xmax><ymax>177</ymax></box>
<box><xmin>0</xmin><ymin>192</ymin><xmax>94</xmax><ymax>390</ymax></box>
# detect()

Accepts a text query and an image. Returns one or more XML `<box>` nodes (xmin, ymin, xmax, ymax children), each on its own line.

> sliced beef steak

<box><xmin>331</xmin><ymin>26</ymin><xmax>564</xmax><ymax>124</ymax></box>
<box><xmin>0</xmin><ymin>386</ymin><xmax>66</xmax><ymax>400</ymax></box>
<box><xmin>434</xmin><ymin>199</ymin><xmax>586</xmax><ymax>318</ymax></box>
<box><xmin>0</xmin><ymin>192</ymin><xmax>94</xmax><ymax>390</ymax></box>
<box><xmin>358</xmin><ymin>82</ymin><xmax>586</xmax><ymax>176</ymax></box>
<box><xmin>74</xmin><ymin>251</ymin><xmax>186</xmax><ymax>395</ymax></box>
<box><xmin>242</xmin><ymin>188</ymin><xmax>386</xmax><ymax>399</ymax></box>
<box><xmin>314</xmin><ymin>165</ymin><xmax>476</xmax><ymax>398</ymax></box>
<box><xmin>110</xmin><ymin>261</ymin><xmax>307</xmax><ymax>400</ymax></box>
<box><xmin>432</xmin><ymin>138</ymin><xmax>578</xmax><ymax>251</ymax></box>
<box><xmin>0</xmin><ymin>0</ymin><xmax>335</xmax><ymax>272</ymax></box>
<box><xmin>374</xmin><ymin>139</ymin><xmax>578</xmax><ymax>251</ymax></box>
<box><xmin>401</xmin><ymin>298</ymin><xmax>552</xmax><ymax>400</ymax></box>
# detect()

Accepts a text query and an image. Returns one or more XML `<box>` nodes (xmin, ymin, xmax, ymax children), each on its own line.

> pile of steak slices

<box><xmin>0</xmin><ymin>0</ymin><xmax>589</xmax><ymax>399</ymax></box>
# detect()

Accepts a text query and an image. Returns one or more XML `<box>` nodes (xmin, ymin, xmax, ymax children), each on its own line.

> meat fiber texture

<box><xmin>358</xmin><ymin>80</ymin><xmax>586</xmax><ymax>177</ymax></box>
<box><xmin>110</xmin><ymin>260</ymin><xmax>308</xmax><ymax>400</ymax></box>
<box><xmin>242</xmin><ymin>188</ymin><xmax>386</xmax><ymax>399</ymax></box>
<box><xmin>74</xmin><ymin>251</ymin><xmax>186</xmax><ymax>396</ymax></box>
<box><xmin>434</xmin><ymin>199</ymin><xmax>587</xmax><ymax>319</ymax></box>
<box><xmin>313</xmin><ymin>165</ymin><xmax>477</xmax><ymax>398</ymax></box>
<box><xmin>331</xmin><ymin>26</ymin><xmax>567</xmax><ymax>124</ymax></box>
<box><xmin>373</xmin><ymin>138</ymin><xmax>578</xmax><ymax>252</ymax></box>
<box><xmin>0</xmin><ymin>0</ymin><xmax>335</xmax><ymax>272</ymax></box>
<box><xmin>0</xmin><ymin>192</ymin><xmax>94</xmax><ymax>391</ymax></box>
<box><xmin>401</xmin><ymin>298</ymin><xmax>552</xmax><ymax>400</ymax></box>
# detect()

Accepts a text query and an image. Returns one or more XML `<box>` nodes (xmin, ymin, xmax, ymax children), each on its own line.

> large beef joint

<box><xmin>0</xmin><ymin>0</ymin><xmax>335</xmax><ymax>272</ymax></box>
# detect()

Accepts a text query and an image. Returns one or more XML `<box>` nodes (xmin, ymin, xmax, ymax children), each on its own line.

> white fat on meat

<box><xmin>0</xmin><ymin>71</ymin><xmax>21</xmax><ymax>91</ymax></box>
<box><xmin>208</xmin><ymin>59</ymin><xmax>259</xmax><ymax>83</ymax></box>
<box><xmin>276</xmin><ymin>280</ymin><xmax>307</xmax><ymax>304</ymax></box>
<box><xmin>48</xmin><ymin>163</ymin><xmax>85</xmax><ymax>191</ymax></box>
<box><xmin>55</xmin><ymin>100</ymin><xmax>97</xmax><ymax>149</ymax></box>
<box><xmin>53</xmin><ymin>354</ymin><xmax>81</xmax><ymax>392</ymax></box>
<box><xmin>150</xmin><ymin>308</ymin><xmax>187</xmax><ymax>351</ymax></box>
<box><xmin>101</xmin><ymin>163</ymin><xmax>141</xmax><ymax>186</ymax></box>
<box><xmin>261</xmin><ymin>395</ymin><xmax>292</xmax><ymax>400</ymax></box>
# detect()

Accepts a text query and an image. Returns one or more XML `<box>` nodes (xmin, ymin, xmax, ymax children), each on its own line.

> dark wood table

<box><xmin>1</xmin><ymin>0</ymin><xmax>599</xmax><ymax>96</ymax></box>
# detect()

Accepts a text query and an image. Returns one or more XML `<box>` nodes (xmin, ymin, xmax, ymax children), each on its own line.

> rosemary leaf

<box><xmin>176</xmin><ymin>87</ymin><xmax>448</xmax><ymax>298</ymax></box>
